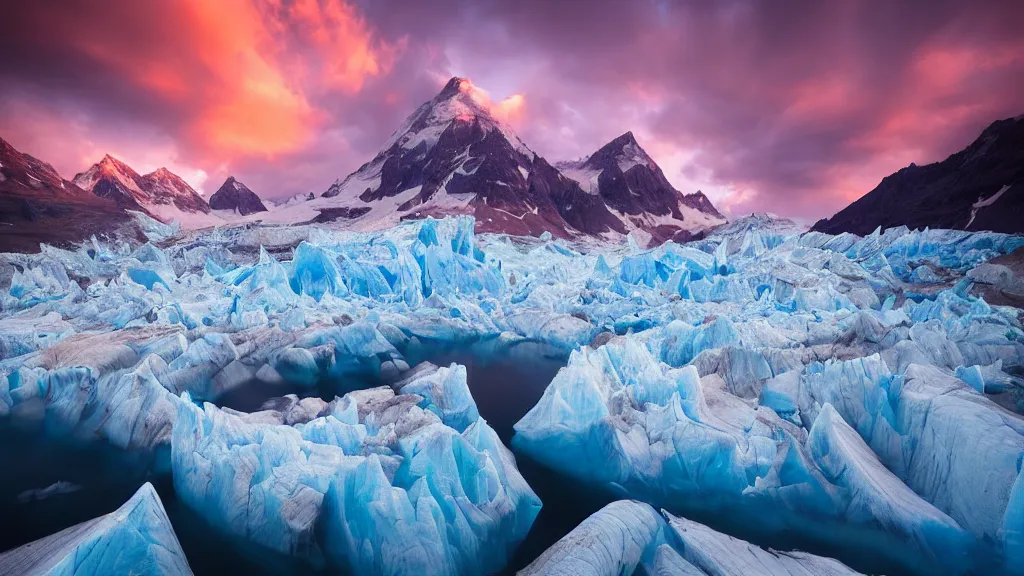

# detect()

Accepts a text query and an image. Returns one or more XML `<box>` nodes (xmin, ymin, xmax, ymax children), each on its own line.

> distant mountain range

<box><xmin>0</xmin><ymin>78</ymin><xmax>729</xmax><ymax>251</ymax></box>
<box><xmin>0</xmin><ymin>138</ymin><xmax>270</xmax><ymax>251</ymax></box>
<box><xmin>813</xmin><ymin>115</ymin><xmax>1023</xmax><ymax>235</ymax></box>
<box><xmin>73</xmin><ymin>155</ymin><xmax>213</xmax><ymax>223</ymax></box>
<box><xmin>2</xmin><ymin>77</ymin><xmax>1020</xmax><ymax>254</ymax></box>
<box><xmin>0</xmin><ymin>138</ymin><xmax>140</xmax><ymax>252</ymax></box>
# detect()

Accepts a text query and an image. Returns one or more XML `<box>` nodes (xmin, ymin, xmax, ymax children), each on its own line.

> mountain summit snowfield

<box><xmin>1</xmin><ymin>209</ymin><xmax>1022</xmax><ymax>575</ymax></box>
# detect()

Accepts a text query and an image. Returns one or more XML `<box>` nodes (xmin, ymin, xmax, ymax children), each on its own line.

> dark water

<box><xmin>0</xmin><ymin>427</ymin><xmax>151</xmax><ymax>554</ymax></box>
<box><xmin>398</xmin><ymin>341</ymin><xmax>618</xmax><ymax>575</ymax></box>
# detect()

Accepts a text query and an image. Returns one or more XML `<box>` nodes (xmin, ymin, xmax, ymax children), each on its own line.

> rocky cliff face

<box><xmin>0</xmin><ymin>138</ymin><xmax>141</xmax><ymax>252</ymax></box>
<box><xmin>208</xmin><ymin>176</ymin><xmax>268</xmax><ymax>216</ymax></box>
<box><xmin>813</xmin><ymin>115</ymin><xmax>1024</xmax><ymax>235</ymax></box>
<box><xmin>556</xmin><ymin>131</ymin><xmax>727</xmax><ymax>245</ymax></box>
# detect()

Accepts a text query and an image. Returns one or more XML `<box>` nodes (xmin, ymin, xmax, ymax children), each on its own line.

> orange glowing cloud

<box><xmin>288</xmin><ymin>0</ymin><xmax>402</xmax><ymax>92</ymax></box>
<box><xmin>453</xmin><ymin>78</ymin><xmax>527</xmax><ymax>125</ymax></box>
<box><xmin>492</xmin><ymin>94</ymin><xmax>526</xmax><ymax>124</ymax></box>
<box><xmin>182</xmin><ymin>0</ymin><xmax>317</xmax><ymax>157</ymax></box>
<box><xmin>67</xmin><ymin>0</ymin><xmax>399</xmax><ymax>161</ymax></box>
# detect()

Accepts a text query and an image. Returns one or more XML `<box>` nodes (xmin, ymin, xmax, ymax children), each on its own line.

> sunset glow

<box><xmin>0</xmin><ymin>0</ymin><xmax>1021</xmax><ymax>219</ymax></box>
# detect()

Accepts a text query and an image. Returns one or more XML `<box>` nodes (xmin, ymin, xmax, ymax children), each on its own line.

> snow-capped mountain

<box><xmin>73</xmin><ymin>155</ymin><xmax>213</xmax><ymax>225</ymax></box>
<box><xmin>0</xmin><ymin>137</ymin><xmax>139</xmax><ymax>252</ymax></box>
<box><xmin>556</xmin><ymin>132</ymin><xmax>727</xmax><ymax>244</ymax></box>
<box><xmin>272</xmin><ymin>77</ymin><xmax>626</xmax><ymax>237</ymax></box>
<box><xmin>812</xmin><ymin>114</ymin><xmax>1024</xmax><ymax>235</ymax></box>
<box><xmin>209</xmin><ymin>176</ymin><xmax>268</xmax><ymax>215</ymax></box>
<box><xmin>142</xmin><ymin>167</ymin><xmax>211</xmax><ymax>214</ymax></box>
<box><xmin>271</xmin><ymin>77</ymin><xmax>726</xmax><ymax>244</ymax></box>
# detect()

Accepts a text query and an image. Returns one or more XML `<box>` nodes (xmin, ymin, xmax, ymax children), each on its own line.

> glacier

<box><xmin>519</xmin><ymin>500</ymin><xmax>862</xmax><ymax>576</ymax></box>
<box><xmin>1</xmin><ymin>213</ymin><xmax>1023</xmax><ymax>574</ymax></box>
<box><xmin>171</xmin><ymin>361</ymin><xmax>540</xmax><ymax>575</ymax></box>
<box><xmin>0</xmin><ymin>483</ymin><xmax>192</xmax><ymax>575</ymax></box>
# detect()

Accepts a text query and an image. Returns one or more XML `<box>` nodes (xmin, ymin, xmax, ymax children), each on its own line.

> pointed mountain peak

<box><xmin>613</xmin><ymin>131</ymin><xmax>638</xmax><ymax>146</ymax></box>
<box><xmin>439</xmin><ymin>76</ymin><xmax>471</xmax><ymax>98</ymax></box>
<box><xmin>575</xmin><ymin>130</ymin><xmax>655</xmax><ymax>174</ymax></box>
<box><xmin>209</xmin><ymin>176</ymin><xmax>267</xmax><ymax>215</ymax></box>
<box><xmin>94</xmin><ymin>153</ymin><xmax>136</xmax><ymax>176</ymax></box>
<box><xmin>0</xmin><ymin>136</ymin><xmax>17</xmax><ymax>155</ymax></box>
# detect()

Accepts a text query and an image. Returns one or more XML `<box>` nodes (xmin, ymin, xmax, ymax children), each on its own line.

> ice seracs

<box><xmin>512</xmin><ymin>336</ymin><xmax>978</xmax><ymax>574</ymax></box>
<box><xmin>520</xmin><ymin>500</ymin><xmax>864</xmax><ymax>576</ymax></box>
<box><xmin>518</xmin><ymin>500</ymin><xmax>667</xmax><ymax>576</ymax></box>
<box><xmin>172</xmin><ymin>361</ymin><xmax>540</xmax><ymax>575</ymax></box>
<box><xmin>0</xmin><ymin>483</ymin><xmax>192</xmax><ymax>575</ymax></box>
<box><xmin>2</xmin><ymin>209</ymin><xmax>1024</xmax><ymax>574</ymax></box>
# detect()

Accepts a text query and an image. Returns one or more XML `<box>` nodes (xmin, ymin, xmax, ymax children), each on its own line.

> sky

<box><xmin>0</xmin><ymin>0</ymin><xmax>1022</xmax><ymax>221</ymax></box>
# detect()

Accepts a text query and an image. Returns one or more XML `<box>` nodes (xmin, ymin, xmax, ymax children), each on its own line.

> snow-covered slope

<box><xmin>556</xmin><ymin>132</ymin><xmax>727</xmax><ymax>245</ymax></box>
<box><xmin>72</xmin><ymin>155</ymin><xmax>217</xmax><ymax>227</ymax></box>
<box><xmin>272</xmin><ymin>192</ymin><xmax>316</xmax><ymax>208</ymax></box>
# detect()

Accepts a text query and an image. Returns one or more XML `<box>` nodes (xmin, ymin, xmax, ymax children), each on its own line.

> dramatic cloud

<box><xmin>1</xmin><ymin>0</ymin><xmax>1021</xmax><ymax>218</ymax></box>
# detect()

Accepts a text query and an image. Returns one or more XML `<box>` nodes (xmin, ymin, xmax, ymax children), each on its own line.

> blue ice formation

<box><xmin>171</xmin><ymin>361</ymin><xmax>540</xmax><ymax>575</ymax></box>
<box><xmin>0</xmin><ymin>483</ymin><xmax>192</xmax><ymax>575</ymax></box>
<box><xmin>513</xmin><ymin>335</ymin><xmax>1009</xmax><ymax>574</ymax></box>
<box><xmin>1</xmin><ymin>349</ymin><xmax>180</xmax><ymax>465</ymax></box>
<box><xmin>518</xmin><ymin>500</ymin><xmax>668</xmax><ymax>576</ymax></box>
<box><xmin>519</xmin><ymin>500</ymin><xmax>862</xmax><ymax>576</ymax></box>
<box><xmin>658</xmin><ymin>509</ymin><xmax>863</xmax><ymax>576</ymax></box>
<box><xmin>2</xmin><ymin>211</ymin><xmax>1024</xmax><ymax>574</ymax></box>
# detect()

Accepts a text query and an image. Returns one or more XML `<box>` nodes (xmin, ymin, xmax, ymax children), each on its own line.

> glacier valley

<box><xmin>0</xmin><ymin>213</ymin><xmax>1022</xmax><ymax>575</ymax></box>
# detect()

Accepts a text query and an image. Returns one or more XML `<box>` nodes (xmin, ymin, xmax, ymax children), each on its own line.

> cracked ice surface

<box><xmin>2</xmin><ymin>213</ymin><xmax>1024</xmax><ymax>574</ymax></box>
